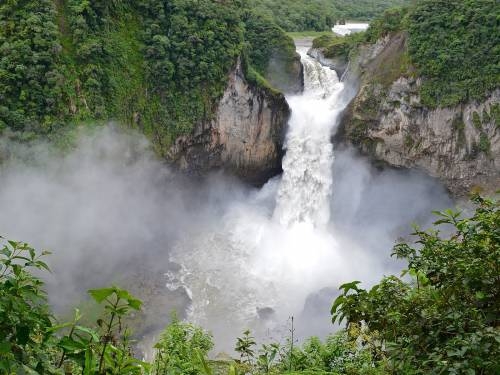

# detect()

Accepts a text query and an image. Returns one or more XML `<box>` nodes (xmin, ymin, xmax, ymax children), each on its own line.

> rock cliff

<box><xmin>168</xmin><ymin>59</ymin><xmax>290</xmax><ymax>185</ymax></box>
<box><xmin>307</xmin><ymin>48</ymin><xmax>349</xmax><ymax>79</ymax></box>
<box><xmin>335</xmin><ymin>33</ymin><xmax>500</xmax><ymax>196</ymax></box>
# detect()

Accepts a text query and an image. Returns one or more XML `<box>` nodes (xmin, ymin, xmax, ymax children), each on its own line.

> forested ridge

<box><xmin>313</xmin><ymin>0</ymin><xmax>500</xmax><ymax>108</ymax></box>
<box><xmin>248</xmin><ymin>0</ymin><xmax>412</xmax><ymax>32</ymax></box>
<box><xmin>0</xmin><ymin>0</ymin><xmax>296</xmax><ymax>152</ymax></box>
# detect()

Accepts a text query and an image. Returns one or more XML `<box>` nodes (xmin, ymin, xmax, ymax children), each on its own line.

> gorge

<box><xmin>0</xmin><ymin>1</ymin><xmax>498</xmax><ymax>372</ymax></box>
<box><xmin>0</xmin><ymin>39</ymin><xmax>451</xmax><ymax>354</ymax></box>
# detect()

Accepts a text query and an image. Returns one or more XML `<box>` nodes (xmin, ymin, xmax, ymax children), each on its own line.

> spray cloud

<box><xmin>0</xmin><ymin>52</ymin><xmax>452</xmax><ymax>354</ymax></box>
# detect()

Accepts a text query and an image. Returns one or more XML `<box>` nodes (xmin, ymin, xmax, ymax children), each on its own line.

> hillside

<box><xmin>0</xmin><ymin>0</ymin><xmax>414</xmax><ymax>160</ymax></box>
<box><xmin>0</xmin><ymin>0</ymin><xmax>298</xmax><ymax>156</ymax></box>
<box><xmin>311</xmin><ymin>0</ymin><xmax>500</xmax><ymax>195</ymax></box>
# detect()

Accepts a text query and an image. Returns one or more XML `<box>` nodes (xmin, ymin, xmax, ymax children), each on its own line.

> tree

<box><xmin>332</xmin><ymin>195</ymin><xmax>500</xmax><ymax>373</ymax></box>
<box><xmin>0</xmin><ymin>240</ymin><xmax>56</xmax><ymax>373</ymax></box>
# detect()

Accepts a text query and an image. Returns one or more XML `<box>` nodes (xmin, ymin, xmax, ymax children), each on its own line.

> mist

<box><xmin>0</xmin><ymin>124</ymin><xmax>452</xmax><ymax>353</ymax></box>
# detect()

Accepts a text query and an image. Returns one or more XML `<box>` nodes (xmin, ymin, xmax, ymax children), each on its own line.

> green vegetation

<box><xmin>453</xmin><ymin>115</ymin><xmax>467</xmax><ymax>148</ymax></box>
<box><xmin>0</xmin><ymin>240</ymin><xmax>147</xmax><ymax>374</ymax></box>
<box><xmin>286</xmin><ymin>31</ymin><xmax>333</xmax><ymax>39</ymax></box>
<box><xmin>364</xmin><ymin>0</ymin><xmax>500</xmax><ymax>107</ymax></box>
<box><xmin>332</xmin><ymin>195</ymin><xmax>500</xmax><ymax>374</ymax></box>
<box><xmin>478</xmin><ymin>132</ymin><xmax>491</xmax><ymax>154</ymax></box>
<box><xmin>2</xmin><ymin>197</ymin><xmax>498</xmax><ymax>374</ymax></box>
<box><xmin>152</xmin><ymin>314</ymin><xmax>213</xmax><ymax>375</ymax></box>
<box><xmin>473</xmin><ymin>112</ymin><xmax>483</xmax><ymax>130</ymax></box>
<box><xmin>313</xmin><ymin>0</ymin><xmax>499</xmax><ymax>108</ymax></box>
<box><xmin>407</xmin><ymin>0</ymin><xmax>500</xmax><ymax>107</ymax></box>
<box><xmin>364</xmin><ymin>6</ymin><xmax>409</xmax><ymax>42</ymax></box>
<box><xmin>248</xmin><ymin>0</ymin><xmax>412</xmax><ymax>32</ymax></box>
<box><xmin>311</xmin><ymin>33</ymin><xmax>366</xmax><ymax>60</ymax></box>
<box><xmin>0</xmin><ymin>237</ymin><xmax>382</xmax><ymax>374</ymax></box>
<box><xmin>137</xmin><ymin>0</ymin><xmax>244</xmax><ymax>152</ymax></box>
<box><xmin>0</xmin><ymin>0</ymin><xmax>64</xmax><ymax>133</ymax></box>
<box><xmin>491</xmin><ymin>103</ymin><xmax>500</xmax><ymax>128</ymax></box>
<box><xmin>0</xmin><ymin>0</ymin><xmax>296</xmax><ymax>154</ymax></box>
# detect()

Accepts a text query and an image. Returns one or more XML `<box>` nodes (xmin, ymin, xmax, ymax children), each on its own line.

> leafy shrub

<box><xmin>478</xmin><ymin>132</ymin><xmax>491</xmax><ymax>154</ymax></box>
<box><xmin>472</xmin><ymin>111</ymin><xmax>483</xmax><ymax>130</ymax></box>
<box><xmin>365</xmin><ymin>6</ymin><xmax>409</xmax><ymax>42</ymax></box>
<box><xmin>314</xmin><ymin>32</ymin><xmax>366</xmax><ymax>61</ymax></box>
<box><xmin>0</xmin><ymin>240</ymin><xmax>55</xmax><ymax>373</ymax></box>
<box><xmin>0</xmin><ymin>238</ymin><xmax>147</xmax><ymax>374</ymax></box>
<box><xmin>152</xmin><ymin>314</ymin><xmax>213</xmax><ymax>375</ymax></box>
<box><xmin>407</xmin><ymin>0</ymin><xmax>500</xmax><ymax>107</ymax></box>
<box><xmin>332</xmin><ymin>196</ymin><xmax>500</xmax><ymax>374</ymax></box>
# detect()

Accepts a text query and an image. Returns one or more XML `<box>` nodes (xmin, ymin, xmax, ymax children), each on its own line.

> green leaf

<box><xmin>35</xmin><ymin>260</ymin><xmax>51</xmax><ymax>273</ymax></box>
<box><xmin>74</xmin><ymin>326</ymin><xmax>100</xmax><ymax>342</ymax></box>
<box><xmin>84</xmin><ymin>349</ymin><xmax>95</xmax><ymax>375</ymax></box>
<box><xmin>116</xmin><ymin>288</ymin><xmax>143</xmax><ymax>310</ymax></box>
<box><xmin>59</xmin><ymin>336</ymin><xmax>86</xmax><ymax>352</ymax></box>
<box><xmin>0</xmin><ymin>246</ymin><xmax>12</xmax><ymax>257</ymax></box>
<box><xmin>196</xmin><ymin>349</ymin><xmax>212</xmax><ymax>375</ymax></box>
<box><xmin>127</xmin><ymin>297</ymin><xmax>142</xmax><ymax>310</ymax></box>
<box><xmin>46</xmin><ymin>321</ymin><xmax>73</xmax><ymax>333</ymax></box>
<box><xmin>88</xmin><ymin>287</ymin><xmax>115</xmax><ymax>303</ymax></box>
<box><xmin>339</xmin><ymin>280</ymin><xmax>362</xmax><ymax>293</ymax></box>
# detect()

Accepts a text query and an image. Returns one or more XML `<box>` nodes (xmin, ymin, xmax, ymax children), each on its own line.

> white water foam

<box><xmin>165</xmin><ymin>47</ymin><xmax>359</xmax><ymax>350</ymax></box>
<box><xmin>274</xmin><ymin>48</ymin><xmax>345</xmax><ymax>227</ymax></box>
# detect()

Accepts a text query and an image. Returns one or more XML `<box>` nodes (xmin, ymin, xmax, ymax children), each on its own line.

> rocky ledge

<box><xmin>168</xmin><ymin>59</ymin><xmax>290</xmax><ymax>185</ymax></box>
<box><xmin>338</xmin><ymin>33</ymin><xmax>500</xmax><ymax>197</ymax></box>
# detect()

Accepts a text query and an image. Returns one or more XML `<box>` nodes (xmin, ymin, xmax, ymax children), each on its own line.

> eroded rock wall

<box><xmin>168</xmin><ymin>59</ymin><xmax>290</xmax><ymax>185</ymax></box>
<box><xmin>338</xmin><ymin>33</ymin><xmax>500</xmax><ymax>196</ymax></box>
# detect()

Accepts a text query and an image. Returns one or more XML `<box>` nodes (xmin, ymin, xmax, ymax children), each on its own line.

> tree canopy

<box><xmin>0</xmin><ymin>0</ymin><xmax>296</xmax><ymax>151</ymax></box>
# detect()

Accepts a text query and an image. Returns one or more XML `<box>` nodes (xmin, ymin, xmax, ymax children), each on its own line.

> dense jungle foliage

<box><xmin>313</xmin><ymin>0</ymin><xmax>500</xmax><ymax>108</ymax></box>
<box><xmin>248</xmin><ymin>0</ymin><xmax>412</xmax><ymax>32</ymax></box>
<box><xmin>332</xmin><ymin>195</ymin><xmax>500</xmax><ymax>374</ymax></box>
<box><xmin>1</xmin><ymin>197</ymin><xmax>498</xmax><ymax>374</ymax></box>
<box><xmin>0</xmin><ymin>0</ymin><xmax>297</xmax><ymax>152</ymax></box>
<box><xmin>407</xmin><ymin>0</ymin><xmax>500</xmax><ymax>107</ymax></box>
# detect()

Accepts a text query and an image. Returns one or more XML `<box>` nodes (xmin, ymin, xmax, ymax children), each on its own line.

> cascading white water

<box><xmin>165</xmin><ymin>46</ymin><xmax>359</xmax><ymax>351</ymax></box>
<box><xmin>274</xmin><ymin>48</ymin><xmax>345</xmax><ymax>227</ymax></box>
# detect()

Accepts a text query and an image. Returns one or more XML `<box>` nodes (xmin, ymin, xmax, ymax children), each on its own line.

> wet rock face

<box><xmin>307</xmin><ymin>48</ymin><xmax>348</xmax><ymax>79</ymax></box>
<box><xmin>339</xmin><ymin>33</ymin><xmax>500</xmax><ymax>197</ymax></box>
<box><xmin>169</xmin><ymin>59</ymin><xmax>290</xmax><ymax>185</ymax></box>
<box><xmin>367</xmin><ymin>82</ymin><xmax>500</xmax><ymax>196</ymax></box>
<box><xmin>265</xmin><ymin>52</ymin><xmax>304</xmax><ymax>95</ymax></box>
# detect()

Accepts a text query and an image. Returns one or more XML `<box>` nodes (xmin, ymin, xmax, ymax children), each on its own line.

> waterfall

<box><xmin>165</xmin><ymin>46</ymin><xmax>357</xmax><ymax>352</ymax></box>
<box><xmin>274</xmin><ymin>48</ymin><xmax>346</xmax><ymax>227</ymax></box>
